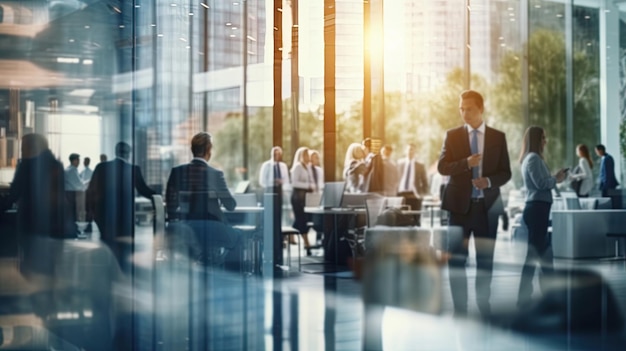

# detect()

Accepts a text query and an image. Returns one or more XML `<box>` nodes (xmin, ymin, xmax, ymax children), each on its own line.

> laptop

<box><xmin>320</xmin><ymin>181</ymin><xmax>346</xmax><ymax>209</ymax></box>
<box><xmin>341</xmin><ymin>193</ymin><xmax>369</xmax><ymax>208</ymax></box>
<box><xmin>234</xmin><ymin>180</ymin><xmax>250</xmax><ymax>194</ymax></box>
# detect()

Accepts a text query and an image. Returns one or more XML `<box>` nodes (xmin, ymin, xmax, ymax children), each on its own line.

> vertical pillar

<box><xmin>273</xmin><ymin>0</ymin><xmax>283</xmax><ymax>148</ymax></box>
<box><xmin>363</xmin><ymin>0</ymin><xmax>371</xmax><ymax>138</ymax></box>
<box><xmin>324</xmin><ymin>0</ymin><xmax>336</xmax><ymax>181</ymax></box>
<box><xmin>464</xmin><ymin>0</ymin><xmax>471</xmax><ymax>90</ymax></box>
<box><xmin>291</xmin><ymin>0</ymin><xmax>300</xmax><ymax>153</ymax></box>
<box><xmin>370</xmin><ymin>0</ymin><xmax>384</xmax><ymax>140</ymax></box>
<box><xmin>243</xmin><ymin>0</ymin><xmax>250</xmax><ymax>180</ymax></box>
<box><xmin>521</xmin><ymin>0</ymin><xmax>529</xmax><ymax>127</ymax></box>
<box><xmin>565</xmin><ymin>1</ymin><xmax>574</xmax><ymax>167</ymax></box>
<box><xmin>600</xmin><ymin>1</ymin><xmax>622</xmax><ymax>179</ymax></box>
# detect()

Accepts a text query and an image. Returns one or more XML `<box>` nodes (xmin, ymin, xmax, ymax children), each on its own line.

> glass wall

<box><xmin>0</xmin><ymin>0</ymin><xmax>623</xmax><ymax>349</ymax></box>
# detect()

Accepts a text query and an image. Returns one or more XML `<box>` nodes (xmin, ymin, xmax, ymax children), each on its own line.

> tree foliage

<box><xmin>492</xmin><ymin>29</ymin><xmax>599</xmax><ymax>186</ymax></box>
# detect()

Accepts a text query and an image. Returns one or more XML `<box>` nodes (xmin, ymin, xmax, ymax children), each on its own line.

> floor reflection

<box><xmin>1</xmin><ymin>223</ymin><xmax>626</xmax><ymax>350</ymax></box>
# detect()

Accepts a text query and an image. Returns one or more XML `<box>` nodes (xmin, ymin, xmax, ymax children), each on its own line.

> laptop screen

<box><xmin>341</xmin><ymin>193</ymin><xmax>369</xmax><ymax>208</ymax></box>
<box><xmin>234</xmin><ymin>180</ymin><xmax>250</xmax><ymax>194</ymax></box>
<box><xmin>320</xmin><ymin>182</ymin><xmax>346</xmax><ymax>208</ymax></box>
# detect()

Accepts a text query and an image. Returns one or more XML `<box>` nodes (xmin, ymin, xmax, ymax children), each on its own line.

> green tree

<box><xmin>492</xmin><ymin>29</ymin><xmax>599</xmax><ymax>186</ymax></box>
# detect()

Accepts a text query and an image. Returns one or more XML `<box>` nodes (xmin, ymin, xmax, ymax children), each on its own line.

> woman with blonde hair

<box><xmin>569</xmin><ymin>144</ymin><xmax>594</xmax><ymax>197</ymax></box>
<box><xmin>517</xmin><ymin>126</ymin><xmax>568</xmax><ymax>308</ymax></box>
<box><xmin>290</xmin><ymin>147</ymin><xmax>313</xmax><ymax>250</ymax></box>
<box><xmin>343</xmin><ymin>143</ymin><xmax>369</xmax><ymax>193</ymax></box>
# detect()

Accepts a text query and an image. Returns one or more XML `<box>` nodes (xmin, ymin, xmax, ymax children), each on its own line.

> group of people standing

<box><xmin>438</xmin><ymin>89</ymin><xmax>620</xmax><ymax>319</ymax></box>
<box><xmin>0</xmin><ymin>135</ymin><xmax>157</xmax><ymax>271</ymax></box>
<box><xmin>258</xmin><ymin>146</ymin><xmax>324</xmax><ymax>251</ymax></box>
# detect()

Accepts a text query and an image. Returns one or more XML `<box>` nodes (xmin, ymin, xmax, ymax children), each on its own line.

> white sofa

<box><xmin>551</xmin><ymin>209</ymin><xmax>626</xmax><ymax>258</ymax></box>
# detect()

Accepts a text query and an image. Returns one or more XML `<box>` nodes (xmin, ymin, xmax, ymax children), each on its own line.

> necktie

<box><xmin>274</xmin><ymin>163</ymin><xmax>281</xmax><ymax>180</ymax></box>
<box><xmin>404</xmin><ymin>161</ymin><xmax>412</xmax><ymax>191</ymax></box>
<box><xmin>470</xmin><ymin>129</ymin><xmax>480</xmax><ymax>198</ymax></box>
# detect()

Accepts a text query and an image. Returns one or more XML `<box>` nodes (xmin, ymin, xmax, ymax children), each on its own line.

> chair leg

<box><xmin>297</xmin><ymin>235</ymin><xmax>302</xmax><ymax>271</ymax></box>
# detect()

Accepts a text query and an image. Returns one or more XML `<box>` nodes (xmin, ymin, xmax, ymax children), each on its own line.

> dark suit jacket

<box><xmin>438</xmin><ymin>125</ymin><xmax>511</xmax><ymax>214</ymax></box>
<box><xmin>1</xmin><ymin>150</ymin><xmax>73</xmax><ymax>238</ymax></box>
<box><xmin>599</xmin><ymin>153</ymin><xmax>619</xmax><ymax>191</ymax></box>
<box><xmin>86</xmin><ymin>158</ymin><xmax>155</xmax><ymax>243</ymax></box>
<box><xmin>397</xmin><ymin>159</ymin><xmax>429</xmax><ymax>196</ymax></box>
<box><xmin>165</xmin><ymin>159</ymin><xmax>236</xmax><ymax>222</ymax></box>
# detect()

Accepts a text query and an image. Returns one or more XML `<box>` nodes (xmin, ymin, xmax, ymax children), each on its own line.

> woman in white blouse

<box><xmin>570</xmin><ymin>144</ymin><xmax>594</xmax><ymax>197</ymax></box>
<box><xmin>290</xmin><ymin>147</ymin><xmax>314</xmax><ymax>250</ymax></box>
<box><xmin>343</xmin><ymin>143</ymin><xmax>369</xmax><ymax>193</ymax></box>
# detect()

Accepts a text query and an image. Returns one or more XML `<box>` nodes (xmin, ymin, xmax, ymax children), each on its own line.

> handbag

<box><xmin>569</xmin><ymin>165</ymin><xmax>582</xmax><ymax>195</ymax></box>
<box><xmin>570</xmin><ymin>178</ymin><xmax>583</xmax><ymax>196</ymax></box>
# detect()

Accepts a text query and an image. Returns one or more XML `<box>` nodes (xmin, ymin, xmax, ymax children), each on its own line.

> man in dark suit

<box><xmin>397</xmin><ymin>143</ymin><xmax>429</xmax><ymax>225</ymax></box>
<box><xmin>437</xmin><ymin>90</ymin><xmax>511</xmax><ymax>318</ymax></box>
<box><xmin>165</xmin><ymin>132</ymin><xmax>241</xmax><ymax>269</ymax></box>
<box><xmin>595</xmin><ymin>144</ymin><xmax>619</xmax><ymax>197</ymax></box>
<box><xmin>86</xmin><ymin>142</ymin><xmax>156</xmax><ymax>265</ymax></box>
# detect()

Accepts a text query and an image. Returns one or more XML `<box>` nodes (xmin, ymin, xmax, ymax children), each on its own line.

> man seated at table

<box><xmin>165</xmin><ymin>132</ymin><xmax>242</xmax><ymax>270</ymax></box>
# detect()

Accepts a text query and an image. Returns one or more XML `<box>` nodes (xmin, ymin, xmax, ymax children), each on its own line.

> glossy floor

<box><xmin>0</xmin><ymin>225</ymin><xmax>625</xmax><ymax>350</ymax></box>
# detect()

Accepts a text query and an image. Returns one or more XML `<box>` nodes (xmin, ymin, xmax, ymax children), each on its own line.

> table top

<box><xmin>224</xmin><ymin>206</ymin><xmax>265</xmax><ymax>213</ymax></box>
<box><xmin>305</xmin><ymin>206</ymin><xmax>425</xmax><ymax>215</ymax></box>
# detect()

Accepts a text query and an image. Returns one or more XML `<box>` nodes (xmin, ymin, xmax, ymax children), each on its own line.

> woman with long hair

<box><xmin>517</xmin><ymin>126</ymin><xmax>568</xmax><ymax>308</ymax></box>
<box><xmin>290</xmin><ymin>147</ymin><xmax>313</xmax><ymax>251</ymax></box>
<box><xmin>343</xmin><ymin>143</ymin><xmax>368</xmax><ymax>193</ymax></box>
<box><xmin>569</xmin><ymin>144</ymin><xmax>594</xmax><ymax>197</ymax></box>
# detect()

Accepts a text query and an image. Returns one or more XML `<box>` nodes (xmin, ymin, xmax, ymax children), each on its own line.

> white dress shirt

<box><xmin>259</xmin><ymin>160</ymin><xmax>291</xmax><ymax>190</ymax></box>
<box><xmin>65</xmin><ymin>165</ymin><xmax>86</xmax><ymax>191</ymax></box>
<box><xmin>467</xmin><ymin>122</ymin><xmax>487</xmax><ymax>197</ymax></box>
<box><xmin>80</xmin><ymin>166</ymin><xmax>93</xmax><ymax>182</ymax></box>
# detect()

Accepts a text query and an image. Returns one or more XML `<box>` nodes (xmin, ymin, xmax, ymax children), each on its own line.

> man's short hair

<box><xmin>191</xmin><ymin>132</ymin><xmax>213</xmax><ymax>157</ymax></box>
<box><xmin>115</xmin><ymin>142</ymin><xmax>131</xmax><ymax>158</ymax></box>
<box><xmin>84</xmin><ymin>157</ymin><xmax>91</xmax><ymax>165</ymax></box>
<box><xmin>69</xmin><ymin>153</ymin><xmax>80</xmax><ymax>162</ymax></box>
<box><xmin>460</xmin><ymin>90</ymin><xmax>484</xmax><ymax>110</ymax></box>
<box><xmin>595</xmin><ymin>144</ymin><xmax>606</xmax><ymax>153</ymax></box>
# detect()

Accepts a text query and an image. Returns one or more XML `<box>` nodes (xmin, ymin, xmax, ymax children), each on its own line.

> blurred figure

<box><xmin>569</xmin><ymin>144</ymin><xmax>594</xmax><ymax>197</ymax></box>
<box><xmin>259</xmin><ymin>146</ymin><xmax>291</xmax><ymax>265</ymax></box>
<box><xmin>80</xmin><ymin>156</ymin><xmax>93</xmax><ymax>182</ymax></box>
<box><xmin>80</xmin><ymin>156</ymin><xmax>95</xmax><ymax>232</ymax></box>
<box><xmin>166</xmin><ymin>133</ymin><xmax>236</xmax><ymax>222</ymax></box>
<box><xmin>517</xmin><ymin>126</ymin><xmax>568</xmax><ymax>308</ymax></box>
<box><xmin>397</xmin><ymin>143</ymin><xmax>429</xmax><ymax>224</ymax></box>
<box><xmin>344</xmin><ymin>142</ymin><xmax>369</xmax><ymax>193</ymax></box>
<box><xmin>165</xmin><ymin>132</ymin><xmax>242</xmax><ymax>270</ymax></box>
<box><xmin>99</xmin><ymin>153</ymin><xmax>107</xmax><ymax>163</ymax></box>
<box><xmin>0</xmin><ymin>133</ymin><xmax>75</xmax><ymax>239</ymax></box>
<box><xmin>595</xmin><ymin>144</ymin><xmax>619</xmax><ymax>197</ymax></box>
<box><xmin>290</xmin><ymin>147</ymin><xmax>313</xmax><ymax>251</ymax></box>
<box><xmin>437</xmin><ymin>90</ymin><xmax>511</xmax><ymax>318</ymax></box>
<box><xmin>309</xmin><ymin>149</ymin><xmax>324</xmax><ymax>193</ymax></box>
<box><xmin>259</xmin><ymin>146</ymin><xmax>290</xmax><ymax>192</ymax></box>
<box><xmin>86</xmin><ymin>142</ymin><xmax>156</xmax><ymax>267</ymax></box>
<box><xmin>380</xmin><ymin>144</ymin><xmax>400</xmax><ymax>196</ymax></box>
<box><xmin>65</xmin><ymin>153</ymin><xmax>85</xmax><ymax>226</ymax></box>
<box><xmin>362</xmin><ymin>138</ymin><xmax>384</xmax><ymax>194</ymax></box>
<box><xmin>309</xmin><ymin>149</ymin><xmax>325</xmax><ymax>246</ymax></box>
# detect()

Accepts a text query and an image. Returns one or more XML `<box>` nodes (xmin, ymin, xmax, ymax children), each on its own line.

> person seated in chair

<box><xmin>165</xmin><ymin>132</ymin><xmax>242</xmax><ymax>271</ymax></box>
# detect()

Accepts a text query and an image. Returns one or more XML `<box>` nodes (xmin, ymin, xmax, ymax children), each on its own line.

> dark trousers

<box><xmin>65</xmin><ymin>191</ymin><xmax>79</xmax><ymax>224</ymax></box>
<box><xmin>447</xmin><ymin>199</ymin><xmax>497</xmax><ymax>316</ymax></box>
<box><xmin>265</xmin><ymin>186</ymin><xmax>283</xmax><ymax>267</ymax></box>
<box><xmin>517</xmin><ymin>201</ymin><xmax>553</xmax><ymax>306</ymax></box>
